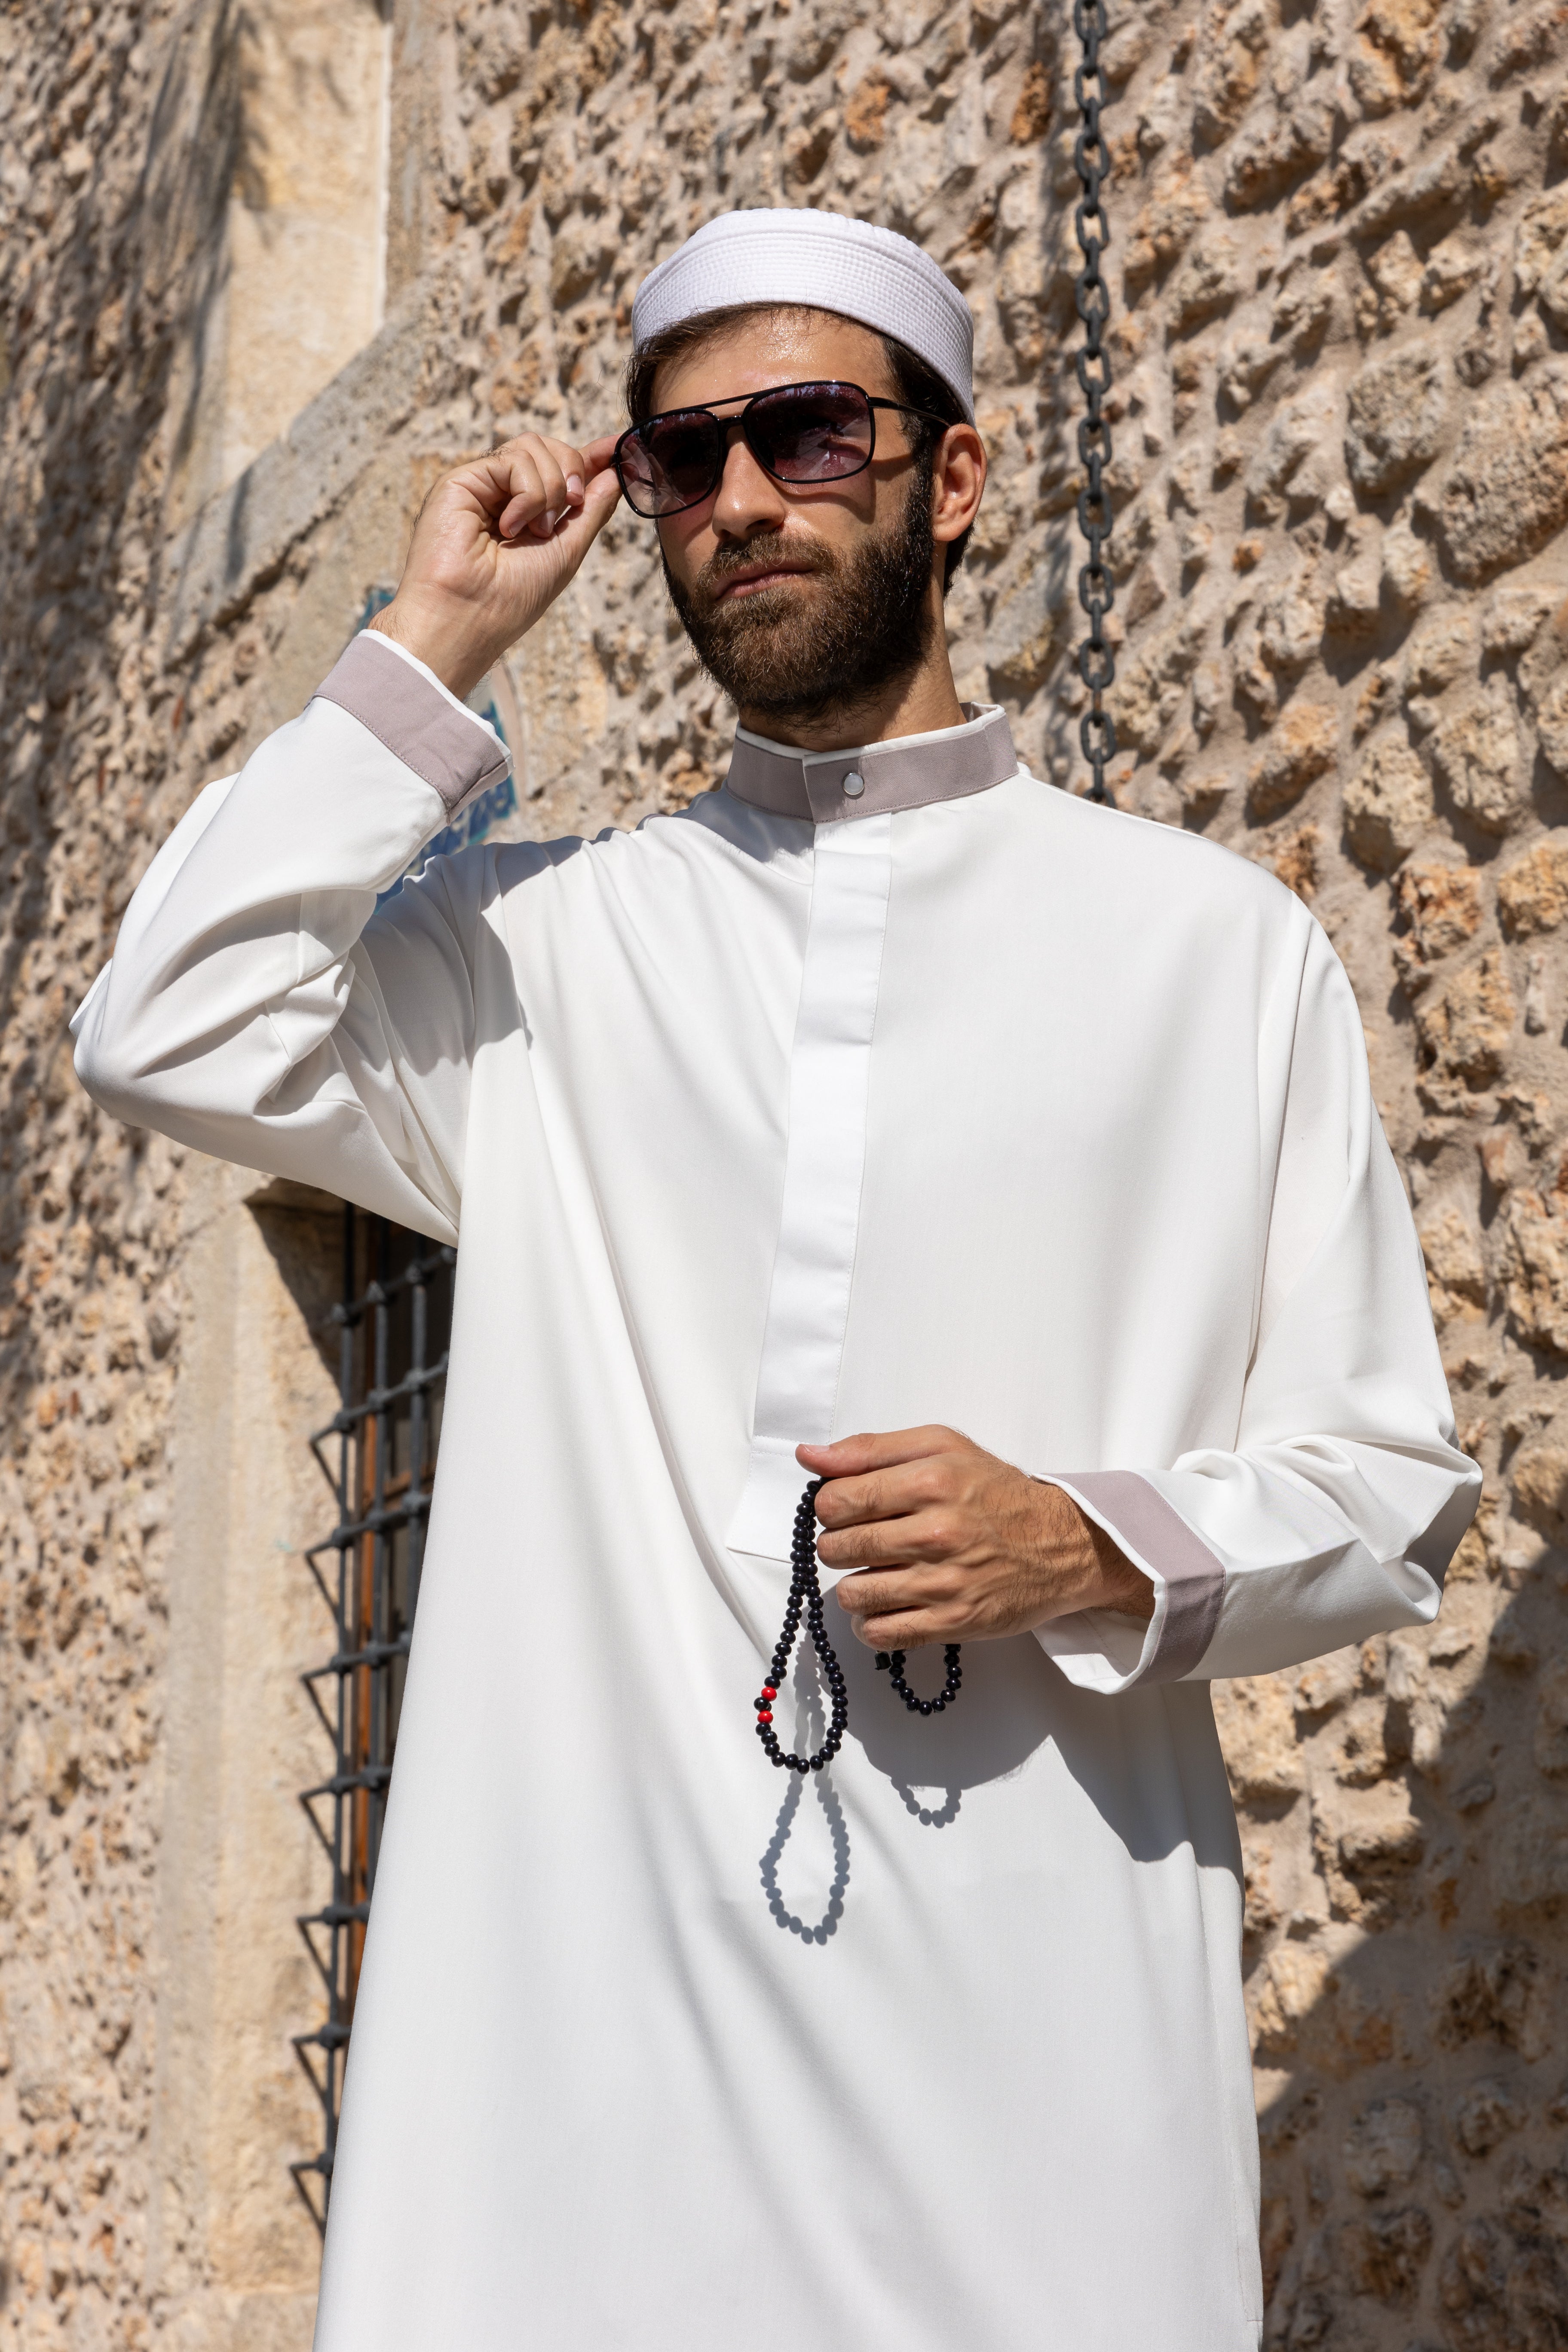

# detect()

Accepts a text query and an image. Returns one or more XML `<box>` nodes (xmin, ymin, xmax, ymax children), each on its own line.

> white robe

<box><xmin>74</xmin><ymin>631</ymin><xmax>1478</xmax><ymax>2351</ymax></box>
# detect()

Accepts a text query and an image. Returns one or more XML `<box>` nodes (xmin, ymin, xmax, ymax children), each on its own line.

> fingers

<box><xmin>835</xmin><ymin>1561</ymin><xmax>959</xmax><ymax>1617</ymax></box>
<box><xmin>539</xmin><ymin>457</ymin><xmax>620</xmax><ymax>570</ymax></box>
<box><xmin>815</xmin><ymin>1505</ymin><xmax>958</xmax><ymax>1571</ymax></box>
<box><xmin>798</xmin><ymin>1426</ymin><xmax>967</xmax><ymax>1482</ymax></box>
<box><xmin>813</xmin><ymin>1458</ymin><xmax>959</xmax><ymax>1536</ymax></box>
<box><xmin>492</xmin><ymin>434</ymin><xmax>582</xmax><ymax>542</ymax></box>
<box><xmin>432</xmin><ymin>429</ymin><xmax>622</xmax><ymax>559</ymax></box>
<box><xmin>858</xmin><ymin>1612</ymin><xmax>946</xmax><ymax>1651</ymax></box>
<box><xmin>834</xmin><ymin>1569</ymin><xmax>959</xmax><ymax>1652</ymax></box>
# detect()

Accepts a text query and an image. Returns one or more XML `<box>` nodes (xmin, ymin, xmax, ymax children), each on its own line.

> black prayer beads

<box><xmin>754</xmin><ymin>1481</ymin><xmax>848</xmax><ymax>1774</ymax></box>
<box><xmin>875</xmin><ymin>1644</ymin><xmax>963</xmax><ymax>1715</ymax></box>
<box><xmin>753</xmin><ymin>1481</ymin><xmax>963</xmax><ymax>1770</ymax></box>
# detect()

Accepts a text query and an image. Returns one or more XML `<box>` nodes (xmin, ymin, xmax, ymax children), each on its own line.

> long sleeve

<box><xmin>71</xmin><ymin>634</ymin><xmax>511</xmax><ymax>1243</ymax></box>
<box><xmin>1035</xmin><ymin>916</ymin><xmax>1481</xmax><ymax>1695</ymax></box>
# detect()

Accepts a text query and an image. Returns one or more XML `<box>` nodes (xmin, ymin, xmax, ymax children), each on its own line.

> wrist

<box><xmin>369</xmin><ymin>597</ymin><xmax>496</xmax><ymax>703</ymax></box>
<box><xmin>1032</xmin><ymin>1482</ymin><xmax>1155</xmax><ymax>1623</ymax></box>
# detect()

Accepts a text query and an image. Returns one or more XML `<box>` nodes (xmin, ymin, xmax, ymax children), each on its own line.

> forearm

<box><xmin>70</xmin><ymin>639</ymin><xmax>501</xmax><ymax>1233</ymax></box>
<box><xmin>73</xmin><ymin>640</ymin><xmax>493</xmax><ymax>1117</ymax></box>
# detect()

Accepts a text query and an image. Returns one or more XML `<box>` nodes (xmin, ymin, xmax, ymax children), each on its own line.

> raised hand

<box><xmin>798</xmin><ymin>1425</ymin><xmax>1154</xmax><ymax>1651</ymax></box>
<box><xmin>369</xmin><ymin>430</ymin><xmax>622</xmax><ymax>701</ymax></box>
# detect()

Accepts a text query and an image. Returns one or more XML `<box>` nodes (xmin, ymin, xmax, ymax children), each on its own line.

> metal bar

<box><xmin>294</xmin><ymin>1204</ymin><xmax>453</xmax><ymax>2228</ymax></box>
<box><xmin>407</xmin><ymin>1245</ymin><xmax>429</xmax><ymax>1623</ymax></box>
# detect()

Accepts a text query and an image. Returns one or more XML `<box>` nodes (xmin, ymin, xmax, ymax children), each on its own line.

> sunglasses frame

<box><xmin>613</xmin><ymin>379</ymin><xmax>955</xmax><ymax>520</ymax></box>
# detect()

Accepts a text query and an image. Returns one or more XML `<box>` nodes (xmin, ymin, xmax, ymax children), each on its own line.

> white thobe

<box><xmin>74</xmin><ymin>631</ymin><xmax>1478</xmax><ymax>2351</ymax></box>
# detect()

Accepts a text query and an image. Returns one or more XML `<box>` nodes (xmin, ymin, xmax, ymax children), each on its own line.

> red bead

<box><xmin>758</xmin><ymin>1709</ymin><xmax>773</xmax><ymax>1723</ymax></box>
<box><xmin>762</xmin><ymin>1685</ymin><xmax>777</xmax><ymax>1699</ymax></box>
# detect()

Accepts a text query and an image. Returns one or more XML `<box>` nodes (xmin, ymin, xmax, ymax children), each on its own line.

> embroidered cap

<box><xmin>631</xmin><ymin>207</ymin><xmax>975</xmax><ymax>423</ymax></box>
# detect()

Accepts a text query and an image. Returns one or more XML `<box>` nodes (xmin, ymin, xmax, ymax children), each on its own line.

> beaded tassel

<box><xmin>753</xmin><ymin>1481</ymin><xmax>964</xmax><ymax>1768</ymax></box>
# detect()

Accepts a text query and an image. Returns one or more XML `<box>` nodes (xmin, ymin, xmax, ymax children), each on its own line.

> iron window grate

<box><xmin>291</xmin><ymin>1207</ymin><xmax>454</xmax><ymax>2229</ymax></box>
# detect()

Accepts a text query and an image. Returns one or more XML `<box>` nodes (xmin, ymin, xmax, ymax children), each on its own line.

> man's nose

<box><xmin>710</xmin><ymin>430</ymin><xmax>790</xmax><ymax>539</ymax></box>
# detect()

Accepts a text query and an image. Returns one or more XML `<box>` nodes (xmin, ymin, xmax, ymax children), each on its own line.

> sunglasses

<box><xmin>613</xmin><ymin>379</ymin><xmax>952</xmax><ymax>519</ymax></box>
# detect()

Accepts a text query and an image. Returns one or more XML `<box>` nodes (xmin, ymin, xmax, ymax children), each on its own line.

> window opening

<box><xmin>292</xmin><ymin>1206</ymin><xmax>454</xmax><ymax>2226</ymax></box>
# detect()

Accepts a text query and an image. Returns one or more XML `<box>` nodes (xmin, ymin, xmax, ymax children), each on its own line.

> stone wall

<box><xmin>1</xmin><ymin>0</ymin><xmax>1566</xmax><ymax>2344</ymax></box>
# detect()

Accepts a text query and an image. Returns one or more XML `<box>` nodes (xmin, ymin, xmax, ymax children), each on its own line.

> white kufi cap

<box><xmin>632</xmin><ymin>208</ymin><xmax>975</xmax><ymax>423</ymax></box>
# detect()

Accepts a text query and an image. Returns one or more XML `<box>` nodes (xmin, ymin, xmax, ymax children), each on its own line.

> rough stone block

<box><xmin>1505</xmin><ymin>1193</ymin><xmax>1568</xmax><ymax>1355</ymax></box>
<box><xmin>1341</xmin><ymin>2205</ymin><xmax>1433</xmax><ymax>2303</ymax></box>
<box><xmin>1246</xmin><ymin>703</ymin><xmax>1339</xmax><ymax>819</ymax></box>
<box><xmin>1343</xmin><ymin>2097</ymin><xmax>1423</xmax><ymax>2197</ymax></box>
<box><xmin>1418</xmin><ymin>1206</ymin><xmax>1487</xmax><ymax>1320</ymax></box>
<box><xmin>1343</xmin><ymin>735</ymin><xmax>1434</xmax><ymax>870</ymax></box>
<box><xmin>1415</xmin><ymin>950</ymin><xmax>1517</xmax><ymax>1082</ymax></box>
<box><xmin>1349</xmin><ymin>0</ymin><xmax>1445</xmax><ymax>116</ymax></box>
<box><xmin>1516</xmin><ymin>188</ymin><xmax>1568</xmax><ymax>302</ymax></box>
<box><xmin>1482</xmin><ymin>587</ymin><xmax>1559</xmax><ymax>655</ymax></box>
<box><xmin>1435</xmin><ymin>362</ymin><xmax>1568</xmax><ymax>584</ymax></box>
<box><xmin>1344</xmin><ymin>344</ymin><xmax>1447</xmax><ymax>496</ymax></box>
<box><xmin>1213</xmin><ymin>1675</ymin><xmax>1307</xmax><ymax>1801</ymax></box>
<box><xmin>1428</xmin><ymin>679</ymin><xmax>1523</xmax><ymax>834</ymax></box>
<box><xmin>1498</xmin><ymin>841</ymin><xmax>1568</xmax><ymax>938</ymax></box>
<box><xmin>1190</xmin><ymin>0</ymin><xmax>1270</xmax><ymax>150</ymax></box>
<box><xmin>1452</xmin><ymin>2078</ymin><xmax>1525</xmax><ymax>2156</ymax></box>
<box><xmin>1392</xmin><ymin>861</ymin><xmax>1483</xmax><ymax>987</ymax></box>
<box><xmin>1536</xmin><ymin>668</ymin><xmax>1568</xmax><ymax>780</ymax></box>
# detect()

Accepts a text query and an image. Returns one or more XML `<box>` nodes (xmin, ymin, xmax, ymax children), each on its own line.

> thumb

<box><xmin>582</xmin><ymin>465</ymin><xmax>622</xmax><ymax>523</ymax></box>
<box><xmin>539</xmin><ymin>464</ymin><xmax>621</xmax><ymax>579</ymax></box>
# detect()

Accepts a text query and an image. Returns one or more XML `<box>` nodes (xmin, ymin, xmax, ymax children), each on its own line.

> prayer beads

<box><xmin>754</xmin><ymin>1481</ymin><xmax>963</xmax><ymax>1769</ymax></box>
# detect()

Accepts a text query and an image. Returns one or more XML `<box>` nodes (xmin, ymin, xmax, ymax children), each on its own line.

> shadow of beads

<box><xmin>759</xmin><ymin>1770</ymin><xmax>851</xmax><ymax>1945</ymax></box>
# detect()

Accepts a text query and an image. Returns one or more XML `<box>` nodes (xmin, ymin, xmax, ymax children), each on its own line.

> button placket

<box><xmin>725</xmin><ymin>810</ymin><xmax>895</xmax><ymax>1560</ymax></box>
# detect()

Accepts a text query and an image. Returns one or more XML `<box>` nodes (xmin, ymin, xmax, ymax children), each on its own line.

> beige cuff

<box><xmin>312</xmin><ymin>633</ymin><xmax>511</xmax><ymax>814</ymax></box>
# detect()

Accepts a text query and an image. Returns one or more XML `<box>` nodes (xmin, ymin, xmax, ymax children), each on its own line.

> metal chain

<box><xmin>1071</xmin><ymin>0</ymin><xmax>1116</xmax><ymax>805</ymax></box>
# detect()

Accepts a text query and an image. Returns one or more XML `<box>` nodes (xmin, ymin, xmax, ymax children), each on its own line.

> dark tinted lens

<box><xmin>748</xmin><ymin>383</ymin><xmax>873</xmax><ymax>482</ymax></box>
<box><xmin>621</xmin><ymin>410</ymin><xmax>724</xmax><ymax>514</ymax></box>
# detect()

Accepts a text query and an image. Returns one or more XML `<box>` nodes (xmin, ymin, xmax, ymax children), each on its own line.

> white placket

<box><xmin>726</xmin><ymin>810</ymin><xmax>894</xmax><ymax>1561</ymax></box>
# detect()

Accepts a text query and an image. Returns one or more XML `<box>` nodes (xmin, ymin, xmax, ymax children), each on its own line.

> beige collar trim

<box><xmin>724</xmin><ymin>702</ymin><xmax>1019</xmax><ymax>825</ymax></box>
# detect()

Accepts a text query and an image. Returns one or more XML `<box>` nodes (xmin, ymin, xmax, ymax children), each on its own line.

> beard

<box><xmin>660</xmin><ymin>468</ymin><xmax>939</xmax><ymax>732</ymax></box>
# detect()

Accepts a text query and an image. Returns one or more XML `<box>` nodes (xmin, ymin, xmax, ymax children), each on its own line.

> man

<box><xmin>75</xmin><ymin>209</ymin><xmax>1477</xmax><ymax>2349</ymax></box>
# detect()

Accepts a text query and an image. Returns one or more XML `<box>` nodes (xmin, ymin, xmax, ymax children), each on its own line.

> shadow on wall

<box><xmin>0</xmin><ymin>0</ymin><xmax>249</xmax><ymax>1365</ymax></box>
<box><xmin>1219</xmin><ymin>1510</ymin><xmax>1568</xmax><ymax>2350</ymax></box>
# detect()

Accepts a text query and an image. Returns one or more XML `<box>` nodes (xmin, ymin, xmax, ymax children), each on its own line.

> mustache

<box><xmin>695</xmin><ymin>532</ymin><xmax>836</xmax><ymax>603</ymax></box>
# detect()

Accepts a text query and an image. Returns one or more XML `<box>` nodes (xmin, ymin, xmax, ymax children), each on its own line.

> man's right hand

<box><xmin>369</xmin><ymin>431</ymin><xmax>622</xmax><ymax>701</ymax></box>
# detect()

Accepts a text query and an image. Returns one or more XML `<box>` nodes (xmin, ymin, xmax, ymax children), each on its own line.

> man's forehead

<box><xmin>652</xmin><ymin>309</ymin><xmax>894</xmax><ymax>407</ymax></box>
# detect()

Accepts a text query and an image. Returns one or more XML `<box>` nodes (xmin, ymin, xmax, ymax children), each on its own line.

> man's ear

<box><xmin>931</xmin><ymin>423</ymin><xmax>986</xmax><ymax>549</ymax></box>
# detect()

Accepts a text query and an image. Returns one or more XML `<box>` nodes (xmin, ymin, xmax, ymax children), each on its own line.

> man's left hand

<box><xmin>797</xmin><ymin>1427</ymin><xmax>1155</xmax><ymax>1651</ymax></box>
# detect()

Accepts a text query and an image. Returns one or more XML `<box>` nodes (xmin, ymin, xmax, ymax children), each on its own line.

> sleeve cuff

<box><xmin>311</xmin><ymin>631</ymin><xmax>512</xmax><ymax>815</ymax></box>
<box><xmin>1034</xmin><ymin>1471</ymin><xmax>1227</xmax><ymax>1693</ymax></box>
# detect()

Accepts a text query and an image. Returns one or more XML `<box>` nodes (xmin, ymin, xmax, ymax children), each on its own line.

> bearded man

<box><xmin>75</xmin><ymin>209</ymin><xmax>1476</xmax><ymax>2350</ymax></box>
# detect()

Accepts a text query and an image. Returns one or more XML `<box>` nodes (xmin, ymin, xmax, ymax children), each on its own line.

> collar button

<box><xmin>842</xmin><ymin>770</ymin><xmax>865</xmax><ymax>799</ymax></box>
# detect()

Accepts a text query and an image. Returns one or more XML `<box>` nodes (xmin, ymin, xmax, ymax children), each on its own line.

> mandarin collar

<box><xmin>723</xmin><ymin>702</ymin><xmax>1018</xmax><ymax>825</ymax></box>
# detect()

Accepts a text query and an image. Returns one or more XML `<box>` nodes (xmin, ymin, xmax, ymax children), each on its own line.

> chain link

<box><xmin>1071</xmin><ymin>0</ymin><xmax>1116</xmax><ymax>804</ymax></box>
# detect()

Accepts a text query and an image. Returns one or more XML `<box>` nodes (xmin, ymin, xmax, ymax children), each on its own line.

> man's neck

<box><xmin>736</xmin><ymin>646</ymin><xmax>967</xmax><ymax>754</ymax></box>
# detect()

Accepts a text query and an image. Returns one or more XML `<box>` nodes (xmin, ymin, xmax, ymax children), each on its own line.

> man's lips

<box><xmin>713</xmin><ymin>563</ymin><xmax>818</xmax><ymax>602</ymax></box>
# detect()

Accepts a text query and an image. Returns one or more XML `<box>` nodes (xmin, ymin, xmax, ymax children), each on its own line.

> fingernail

<box><xmin>566</xmin><ymin>475</ymin><xmax>584</xmax><ymax>499</ymax></box>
